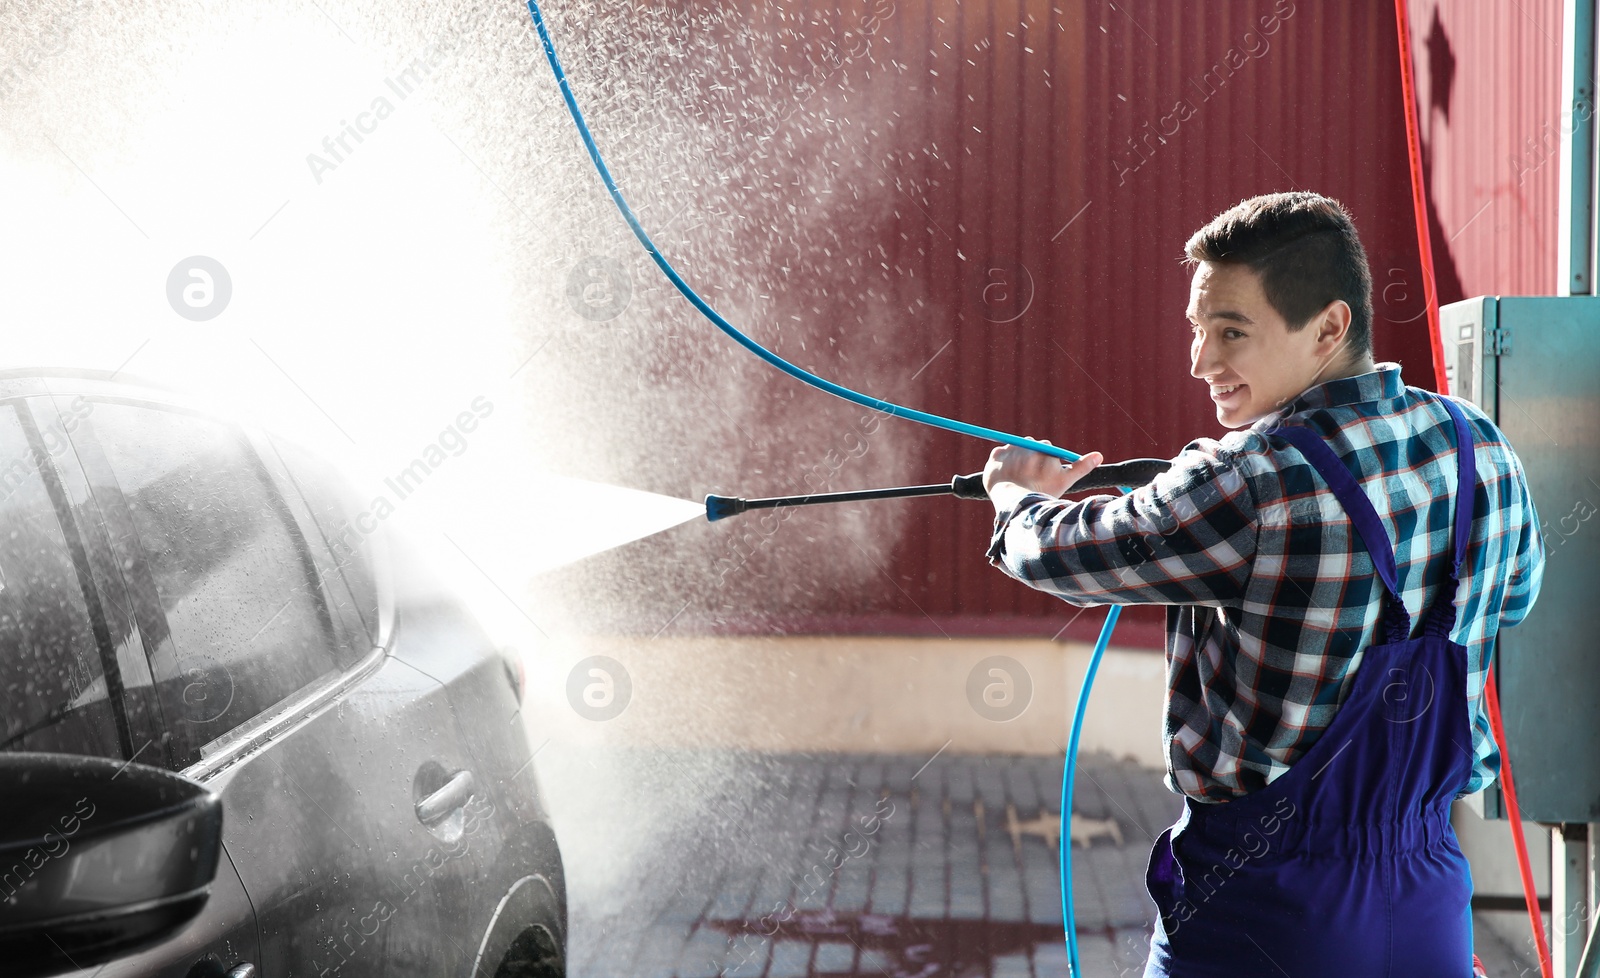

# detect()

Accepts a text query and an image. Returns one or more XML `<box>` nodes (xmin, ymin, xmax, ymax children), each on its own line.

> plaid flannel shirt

<box><xmin>987</xmin><ymin>364</ymin><xmax>1545</xmax><ymax>803</ymax></box>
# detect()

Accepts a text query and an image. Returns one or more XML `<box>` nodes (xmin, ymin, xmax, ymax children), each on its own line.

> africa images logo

<box><xmin>166</xmin><ymin>256</ymin><xmax>232</xmax><ymax>322</ymax></box>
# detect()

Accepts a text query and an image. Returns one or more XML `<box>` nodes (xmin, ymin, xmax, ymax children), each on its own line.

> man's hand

<box><xmin>983</xmin><ymin>439</ymin><xmax>1104</xmax><ymax>500</ymax></box>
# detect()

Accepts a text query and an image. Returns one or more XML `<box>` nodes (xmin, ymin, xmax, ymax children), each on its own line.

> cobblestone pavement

<box><xmin>545</xmin><ymin>749</ymin><xmax>1537</xmax><ymax>977</ymax></box>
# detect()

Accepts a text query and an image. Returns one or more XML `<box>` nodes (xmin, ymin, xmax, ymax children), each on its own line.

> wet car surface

<box><xmin>0</xmin><ymin>369</ymin><xmax>566</xmax><ymax>977</ymax></box>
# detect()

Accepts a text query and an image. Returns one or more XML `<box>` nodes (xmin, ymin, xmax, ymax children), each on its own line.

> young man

<box><xmin>983</xmin><ymin>192</ymin><xmax>1544</xmax><ymax>977</ymax></box>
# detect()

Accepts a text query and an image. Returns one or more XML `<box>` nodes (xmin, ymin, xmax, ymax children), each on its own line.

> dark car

<box><xmin>0</xmin><ymin>369</ymin><xmax>566</xmax><ymax>977</ymax></box>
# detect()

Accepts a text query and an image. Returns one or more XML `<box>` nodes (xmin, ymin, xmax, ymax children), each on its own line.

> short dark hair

<box><xmin>1184</xmin><ymin>192</ymin><xmax>1374</xmax><ymax>361</ymax></box>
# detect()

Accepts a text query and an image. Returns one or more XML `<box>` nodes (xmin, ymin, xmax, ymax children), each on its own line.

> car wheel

<box><xmin>492</xmin><ymin>924</ymin><xmax>564</xmax><ymax>978</ymax></box>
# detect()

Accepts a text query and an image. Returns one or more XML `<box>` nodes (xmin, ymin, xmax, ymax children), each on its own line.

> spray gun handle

<box><xmin>951</xmin><ymin>472</ymin><xmax>990</xmax><ymax>499</ymax></box>
<box><xmin>952</xmin><ymin>458</ymin><xmax>1172</xmax><ymax>500</ymax></box>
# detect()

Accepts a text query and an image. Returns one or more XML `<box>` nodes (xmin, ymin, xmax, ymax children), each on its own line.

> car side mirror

<box><xmin>0</xmin><ymin>752</ymin><xmax>223</xmax><ymax>977</ymax></box>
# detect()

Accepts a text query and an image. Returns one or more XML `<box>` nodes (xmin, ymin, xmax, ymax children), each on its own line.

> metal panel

<box><xmin>1559</xmin><ymin>0</ymin><xmax>1597</xmax><ymax>294</ymax></box>
<box><xmin>1493</xmin><ymin>296</ymin><xmax>1600</xmax><ymax>823</ymax></box>
<box><xmin>1443</xmin><ymin>295</ymin><xmax>1600</xmax><ymax>823</ymax></box>
<box><xmin>1440</xmin><ymin>295</ymin><xmax>1494</xmax><ymax>410</ymax></box>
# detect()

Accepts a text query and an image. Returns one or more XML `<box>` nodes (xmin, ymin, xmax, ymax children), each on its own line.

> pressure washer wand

<box><xmin>704</xmin><ymin>457</ymin><xmax>1170</xmax><ymax>522</ymax></box>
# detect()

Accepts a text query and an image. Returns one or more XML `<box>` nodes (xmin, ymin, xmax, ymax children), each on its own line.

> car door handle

<box><xmin>226</xmin><ymin>965</ymin><xmax>258</xmax><ymax>978</ymax></box>
<box><xmin>416</xmin><ymin>770</ymin><xmax>476</xmax><ymax>824</ymax></box>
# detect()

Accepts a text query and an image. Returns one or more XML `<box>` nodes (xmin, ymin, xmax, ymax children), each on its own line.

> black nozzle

<box><xmin>705</xmin><ymin>494</ymin><xmax>748</xmax><ymax>522</ymax></box>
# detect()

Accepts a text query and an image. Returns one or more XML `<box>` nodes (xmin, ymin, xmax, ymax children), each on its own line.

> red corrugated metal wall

<box><xmin>549</xmin><ymin>1</ymin><xmax>1441</xmax><ymax>646</ymax></box>
<box><xmin>846</xmin><ymin>0</ymin><xmax>1434</xmax><ymax>644</ymax></box>
<box><xmin>1402</xmin><ymin>0</ymin><xmax>1562</xmax><ymax>301</ymax></box>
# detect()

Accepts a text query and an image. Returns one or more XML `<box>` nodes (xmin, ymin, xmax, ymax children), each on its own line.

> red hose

<box><xmin>1394</xmin><ymin>0</ymin><xmax>1450</xmax><ymax>394</ymax></box>
<box><xmin>1393</xmin><ymin>4</ymin><xmax>1553</xmax><ymax>975</ymax></box>
<box><xmin>1486</xmin><ymin>671</ymin><xmax>1554</xmax><ymax>978</ymax></box>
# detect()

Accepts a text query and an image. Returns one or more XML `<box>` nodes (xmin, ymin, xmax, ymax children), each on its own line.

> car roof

<box><xmin>0</xmin><ymin>367</ymin><xmax>202</xmax><ymax>408</ymax></box>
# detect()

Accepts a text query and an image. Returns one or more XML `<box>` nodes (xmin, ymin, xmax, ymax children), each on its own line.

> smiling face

<box><xmin>1186</xmin><ymin>261</ymin><xmax>1362</xmax><ymax>428</ymax></box>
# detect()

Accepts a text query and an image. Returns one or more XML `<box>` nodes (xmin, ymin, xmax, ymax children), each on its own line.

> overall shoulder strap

<box><xmin>1434</xmin><ymin>395</ymin><xmax>1478</xmax><ymax>582</ymax></box>
<box><xmin>1427</xmin><ymin>394</ymin><xmax>1479</xmax><ymax>636</ymax></box>
<box><xmin>1275</xmin><ymin>424</ymin><xmax>1402</xmax><ymax>596</ymax></box>
<box><xmin>1275</xmin><ymin>422</ymin><xmax>1411</xmax><ymax>643</ymax></box>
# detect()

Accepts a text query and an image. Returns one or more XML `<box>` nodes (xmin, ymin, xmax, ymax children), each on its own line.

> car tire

<box><xmin>474</xmin><ymin>873</ymin><xmax>565</xmax><ymax>978</ymax></box>
<box><xmin>492</xmin><ymin>923</ymin><xmax>564</xmax><ymax>978</ymax></box>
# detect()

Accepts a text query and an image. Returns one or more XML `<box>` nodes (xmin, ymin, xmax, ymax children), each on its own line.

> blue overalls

<box><xmin>1143</xmin><ymin>394</ymin><xmax>1480</xmax><ymax>977</ymax></box>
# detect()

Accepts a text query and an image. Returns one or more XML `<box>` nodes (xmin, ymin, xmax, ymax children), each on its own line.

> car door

<box><xmin>265</xmin><ymin>433</ymin><xmax>561</xmax><ymax>965</ymax></box>
<box><xmin>66</xmin><ymin>395</ymin><xmax>487</xmax><ymax>977</ymax></box>
<box><xmin>2</xmin><ymin>394</ymin><xmax>261</xmax><ymax>978</ymax></box>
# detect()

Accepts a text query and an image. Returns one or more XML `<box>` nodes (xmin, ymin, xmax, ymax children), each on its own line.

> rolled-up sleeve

<box><xmin>985</xmin><ymin>440</ymin><xmax>1260</xmax><ymax>607</ymax></box>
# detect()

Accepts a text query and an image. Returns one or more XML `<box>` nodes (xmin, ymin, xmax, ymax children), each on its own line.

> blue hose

<box><xmin>1062</xmin><ymin>604</ymin><xmax>1121</xmax><ymax>977</ymax></box>
<box><xmin>525</xmin><ymin>3</ymin><xmax>1116</xmax><ymax>972</ymax></box>
<box><xmin>522</xmin><ymin>0</ymin><xmax>1080</xmax><ymax>463</ymax></box>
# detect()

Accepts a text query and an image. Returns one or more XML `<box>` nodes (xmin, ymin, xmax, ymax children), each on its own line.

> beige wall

<box><xmin>522</xmin><ymin>634</ymin><xmax>1169</xmax><ymax>769</ymax></box>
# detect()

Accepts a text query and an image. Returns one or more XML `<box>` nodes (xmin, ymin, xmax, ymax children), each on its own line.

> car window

<box><xmin>269</xmin><ymin>437</ymin><xmax>380</xmax><ymax>646</ymax></box>
<box><xmin>84</xmin><ymin>402</ymin><xmax>342</xmax><ymax>764</ymax></box>
<box><xmin>0</xmin><ymin>402</ymin><xmax>127</xmax><ymax>759</ymax></box>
